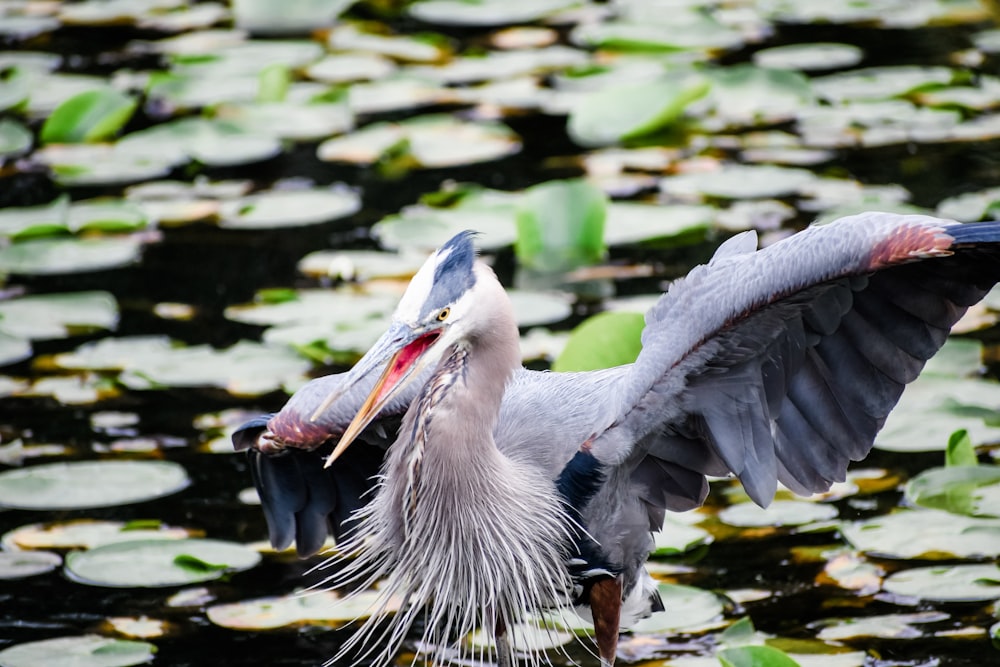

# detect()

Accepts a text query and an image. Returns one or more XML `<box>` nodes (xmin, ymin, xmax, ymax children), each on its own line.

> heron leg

<box><xmin>495</xmin><ymin>616</ymin><xmax>513</xmax><ymax>667</ymax></box>
<box><xmin>589</xmin><ymin>576</ymin><xmax>622</xmax><ymax>667</ymax></box>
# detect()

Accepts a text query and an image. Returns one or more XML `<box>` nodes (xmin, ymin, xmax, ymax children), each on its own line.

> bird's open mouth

<box><xmin>376</xmin><ymin>331</ymin><xmax>440</xmax><ymax>406</ymax></box>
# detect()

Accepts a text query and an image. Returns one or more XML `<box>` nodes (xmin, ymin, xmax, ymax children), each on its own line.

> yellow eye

<box><xmin>437</xmin><ymin>307</ymin><xmax>450</xmax><ymax>321</ymax></box>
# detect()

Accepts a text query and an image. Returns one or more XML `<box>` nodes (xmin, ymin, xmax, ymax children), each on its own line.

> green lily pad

<box><xmin>54</xmin><ymin>336</ymin><xmax>311</xmax><ymax>396</ymax></box>
<box><xmin>0</xmin><ymin>291</ymin><xmax>118</xmax><ymax>340</ymax></box>
<box><xmin>812</xmin><ymin>65</ymin><xmax>956</xmax><ymax>103</ymax></box>
<box><xmin>297</xmin><ymin>249</ymin><xmax>428</xmax><ymax>281</ymax></box>
<box><xmin>207</xmin><ymin>589</ymin><xmax>400</xmax><ymax>629</ymax></box>
<box><xmin>31</xmin><ymin>143</ymin><xmax>175</xmax><ymax>187</ymax></box>
<box><xmin>0</xmin><ymin>333</ymin><xmax>32</xmax><ymax>366</ymax></box>
<box><xmin>2</xmin><ymin>519</ymin><xmax>193</xmax><ymax>551</ymax></box>
<box><xmin>718</xmin><ymin>500</ymin><xmax>838</xmax><ymax>528</ymax></box>
<box><xmin>0</xmin><ymin>550</ymin><xmax>61</xmax><ymax>579</ymax></box>
<box><xmin>660</xmin><ymin>164</ymin><xmax>819</xmax><ymax>200</ymax></box>
<box><xmin>317</xmin><ymin>113</ymin><xmax>521</xmax><ymax>168</ymax></box>
<box><xmin>407</xmin><ymin>0</ymin><xmax>579</xmax><ymax>26</ymax></box>
<box><xmin>306</xmin><ymin>54</ymin><xmax>397</xmax><ymax>83</ymax></box>
<box><xmin>604</xmin><ymin>202</ymin><xmax>715</xmax><ymax>245</ymax></box>
<box><xmin>567</xmin><ymin>74</ymin><xmax>711</xmax><ymax>148</ymax></box>
<box><xmin>0</xmin><ymin>460</ymin><xmax>189</xmax><ymax>511</ymax></box>
<box><xmin>841</xmin><ymin>509</ymin><xmax>1000</xmax><ymax>559</ymax></box>
<box><xmin>65</xmin><ymin>538</ymin><xmax>261</xmax><ymax>588</ymax></box>
<box><xmin>552</xmin><ymin>311</ymin><xmax>644</xmax><ymax>372</ymax></box>
<box><xmin>40</xmin><ymin>89</ymin><xmax>138</xmax><ymax>144</ymax></box>
<box><xmin>752</xmin><ymin>43</ymin><xmax>864</xmax><ymax>72</ymax></box>
<box><xmin>905</xmin><ymin>465</ymin><xmax>1000</xmax><ymax>517</ymax></box>
<box><xmin>0</xmin><ymin>635</ymin><xmax>155</xmax><ymax>667</ymax></box>
<box><xmin>0</xmin><ymin>237</ymin><xmax>144</xmax><ymax>275</ymax></box>
<box><xmin>882</xmin><ymin>563</ymin><xmax>1000</xmax><ymax>602</ymax></box>
<box><xmin>701</xmin><ymin>65</ymin><xmax>815</xmax><ymax>128</ymax></box>
<box><xmin>629</xmin><ymin>584</ymin><xmax>724</xmax><ymax>633</ymax></box>
<box><xmin>719</xmin><ymin>645</ymin><xmax>802</xmax><ymax>667</ymax></box>
<box><xmin>815</xmin><ymin>611</ymin><xmax>950</xmax><ymax>641</ymax></box>
<box><xmin>936</xmin><ymin>186</ymin><xmax>1000</xmax><ymax>221</ymax></box>
<box><xmin>346</xmin><ymin>75</ymin><xmax>447</xmax><ymax>115</ymax></box>
<box><xmin>515</xmin><ymin>178</ymin><xmax>606</xmax><ymax>272</ymax></box>
<box><xmin>0</xmin><ymin>118</ymin><xmax>32</xmax><ymax>157</ymax></box>
<box><xmin>217</xmin><ymin>100</ymin><xmax>354</xmax><ymax>142</ymax></box>
<box><xmin>653</xmin><ymin>514</ymin><xmax>713</xmax><ymax>555</ymax></box>
<box><xmin>797</xmin><ymin>100</ymin><xmax>961</xmax><ymax>149</ymax></box>
<box><xmin>508</xmin><ymin>290</ymin><xmax>573</xmax><ymax>327</ymax></box>
<box><xmin>119</xmin><ymin>118</ymin><xmax>283</xmax><ymax>168</ymax></box>
<box><xmin>876</xmin><ymin>339</ymin><xmax>1000</xmax><ymax>452</ymax></box>
<box><xmin>326</xmin><ymin>24</ymin><xmax>447</xmax><ymax>63</ymax></box>
<box><xmin>572</xmin><ymin>14</ymin><xmax>744</xmax><ymax>52</ymax></box>
<box><xmin>218</xmin><ymin>187</ymin><xmax>361</xmax><ymax>229</ymax></box>
<box><xmin>409</xmin><ymin>46</ymin><xmax>588</xmax><ymax>85</ymax></box>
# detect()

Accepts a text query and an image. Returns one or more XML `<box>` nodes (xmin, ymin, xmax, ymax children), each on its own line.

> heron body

<box><xmin>234</xmin><ymin>212</ymin><xmax>1000</xmax><ymax>666</ymax></box>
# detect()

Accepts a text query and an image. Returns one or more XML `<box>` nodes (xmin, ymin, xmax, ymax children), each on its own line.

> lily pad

<box><xmin>552</xmin><ymin>311</ymin><xmax>644</xmax><ymax>372</ymax></box>
<box><xmin>0</xmin><ymin>333</ymin><xmax>34</xmax><ymax>366</ymax></box>
<box><xmin>0</xmin><ymin>291</ymin><xmax>118</xmax><ymax>340</ymax></box>
<box><xmin>65</xmin><ymin>538</ymin><xmax>261</xmax><ymax>587</ymax></box>
<box><xmin>718</xmin><ymin>500</ymin><xmax>838</xmax><ymax>528</ymax></box>
<box><xmin>882</xmin><ymin>563</ymin><xmax>1000</xmax><ymax>602</ymax></box>
<box><xmin>0</xmin><ymin>550</ymin><xmax>62</xmax><ymax>579</ymax></box>
<box><xmin>515</xmin><ymin>178</ymin><xmax>606</xmax><ymax>272</ymax></box>
<box><xmin>40</xmin><ymin>89</ymin><xmax>137</xmax><ymax>144</ymax></box>
<box><xmin>752</xmin><ymin>43</ymin><xmax>864</xmax><ymax>72</ymax></box>
<box><xmin>2</xmin><ymin>519</ymin><xmax>193</xmax><ymax>551</ymax></box>
<box><xmin>297</xmin><ymin>249</ymin><xmax>428</xmax><ymax>281</ymax></box>
<box><xmin>815</xmin><ymin>611</ymin><xmax>950</xmax><ymax>641</ymax></box>
<box><xmin>660</xmin><ymin>164</ymin><xmax>819</xmax><ymax>200</ymax></box>
<box><xmin>629</xmin><ymin>584</ymin><xmax>724</xmax><ymax>633</ymax></box>
<box><xmin>217</xmin><ymin>187</ymin><xmax>361</xmax><ymax>229</ymax></box>
<box><xmin>604</xmin><ymin>202</ymin><xmax>715</xmax><ymax>245</ymax></box>
<box><xmin>700</xmin><ymin>65</ymin><xmax>815</xmax><ymax>128</ymax></box>
<box><xmin>0</xmin><ymin>236</ymin><xmax>144</xmax><ymax>276</ymax></box>
<box><xmin>0</xmin><ymin>635</ymin><xmax>155</xmax><ymax>667</ymax></box>
<box><xmin>0</xmin><ymin>460</ymin><xmax>189</xmax><ymax>511</ymax></box>
<box><xmin>841</xmin><ymin>508</ymin><xmax>1000</xmax><ymax>559</ymax></box>
<box><xmin>118</xmin><ymin>118</ymin><xmax>282</xmax><ymax>168</ymax></box>
<box><xmin>812</xmin><ymin>66</ymin><xmax>956</xmax><ymax>103</ymax></box>
<box><xmin>317</xmin><ymin>114</ymin><xmax>521</xmax><ymax>168</ymax></box>
<box><xmin>567</xmin><ymin>74</ymin><xmax>711</xmax><ymax>148</ymax></box>
<box><xmin>904</xmin><ymin>464</ymin><xmax>1000</xmax><ymax>517</ymax></box>
<box><xmin>653</xmin><ymin>514</ymin><xmax>713</xmax><ymax>555</ymax></box>
<box><xmin>0</xmin><ymin>118</ymin><xmax>32</xmax><ymax>157</ymax></box>
<box><xmin>207</xmin><ymin>589</ymin><xmax>400</xmax><ymax>630</ymax></box>
<box><xmin>407</xmin><ymin>0</ymin><xmax>579</xmax><ymax>26</ymax></box>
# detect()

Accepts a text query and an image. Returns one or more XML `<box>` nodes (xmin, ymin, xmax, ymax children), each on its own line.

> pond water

<box><xmin>3</xmin><ymin>2</ymin><xmax>1000</xmax><ymax>667</ymax></box>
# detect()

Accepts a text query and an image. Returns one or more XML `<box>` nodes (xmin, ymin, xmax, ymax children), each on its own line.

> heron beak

<box><xmin>309</xmin><ymin>322</ymin><xmax>441</xmax><ymax>468</ymax></box>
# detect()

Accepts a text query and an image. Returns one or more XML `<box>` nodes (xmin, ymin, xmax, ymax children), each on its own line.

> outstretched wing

<box><xmin>595</xmin><ymin>213</ymin><xmax>1000</xmax><ymax>521</ymax></box>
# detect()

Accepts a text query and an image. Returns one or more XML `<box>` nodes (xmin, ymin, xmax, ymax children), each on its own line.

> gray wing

<box><xmin>590</xmin><ymin>213</ymin><xmax>1000</xmax><ymax>528</ymax></box>
<box><xmin>233</xmin><ymin>372</ymin><xmax>414</xmax><ymax>556</ymax></box>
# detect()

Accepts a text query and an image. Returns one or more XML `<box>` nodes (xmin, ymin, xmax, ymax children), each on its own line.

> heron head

<box><xmin>311</xmin><ymin>231</ymin><xmax>481</xmax><ymax>466</ymax></box>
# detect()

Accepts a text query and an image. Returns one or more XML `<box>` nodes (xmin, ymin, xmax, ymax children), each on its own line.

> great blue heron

<box><xmin>234</xmin><ymin>212</ymin><xmax>1000</xmax><ymax>667</ymax></box>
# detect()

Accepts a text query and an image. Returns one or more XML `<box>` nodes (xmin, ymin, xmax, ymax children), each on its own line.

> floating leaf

<box><xmin>660</xmin><ymin>164</ymin><xmax>819</xmax><ymax>200</ymax></box>
<box><xmin>567</xmin><ymin>74</ymin><xmax>711</xmax><ymax>147</ymax></box>
<box><xmin>407</xmin><ymin>0</ymin><xmax>578</xmax><ymax>26</ymax></box>
<box><xmin>905</xmin><ymin>464</ymin><xmax>1000</xmax><ymax>517</ymax></box>
<box><xmin>515</xmin><ymin>179</ymin><xmax>607</xmax><ymax>272</ymax></box>
<box><xmin>652</xmin><ymin>514</ymin><xmax>713</xmax><ymax>555</ymax></box>
<box><xmin>2</xmin><ymin>519</ymin><xmax>192</xmax><ymax>551</ymax></box>
<box><xmin>551</xmin><ymin>311</ymin><xmax>644</xmax><ymax>372</ymax></box>
<box><xmin>719</xmin><ymin>645</ymin><xmax>802</xmax><ymax>667</ymax></box>
<box><xmin>40</xmin><ymin>89</ymin><xmax>138</xmax><ymax>144</ymax></box>
<box><xmin>217</xmin><ymin>187</ymin><xmax>361</xmax><ymax>229</ymax></box>
<box><xmin>208</xmin><ymin>589</ymin><xmax>400</xmax><ymax>629</ymax></box>
<box><xmin>752</xmin><ymin>43</ymin><xmax>864</xmax><ymax>72</ymax></box>
<box><xmin>946</xmin><ymin>429</ymin><xmax>978</xmax><ymax>467</ymax></box>
<box><xmin>841</xmin><ymin>509</ymin><xmax>1000</xmax><ymax>559</ymax></box>
<box><xmin>65</xmin><ymin>538</ymin><xmax>260</xmax><ymax>588</ymax></box>
<box><xmin>0</xmin><ymin>635</ymin><xmax>155</xmax><ymax>667</ymax></box>
<box><xmin>629</xmin><ymin>584</ymin><xmax>724</xmax><ymax>633</ymax></box>
<box><xmin>0</xmin><ymin>550</ymin><xmax>61</xmax><ymax>580</ymax></box>
<box><xmin>0</xmin><ymin>460</ymin><xmax>189</xmax><ymax>511</ymax></box>
<box><xmin>0</xmin><ymin>236</ymin><xmax>144</xmax><ymax>276</ymax></box>
<box><xmin>318</xmin><ymin>114</ymin><xmax>521</xmax><ymax>168</ymax></box>
<box><xmin>882</xmin><ymin>563</ymin><xmax>1000</xmax><ymax>602</ymax></box>
<box><xmin>0</xmin><ymin>291</ymin><xmax>118</xmax><ymax>340</ymax></box>
<box><xmin>719</xmin><ymin>500</ymin><xmax>838</xmax><ymax>528</ymax></box>
<box><xmin>815</xmin><ymin>611</ymin><xmax>950</xmax><ymax>641</ymax></box>
<box><xmin>0</xmin><ymin>118</ymin><xmax>32</xmax><ymax>157</ymax></box>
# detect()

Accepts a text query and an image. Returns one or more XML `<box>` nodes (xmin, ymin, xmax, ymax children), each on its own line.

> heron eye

<box><xmin>437</xmin><ymin>307</ymin><xmax>450</xmax><ymax>321</ymax></box>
